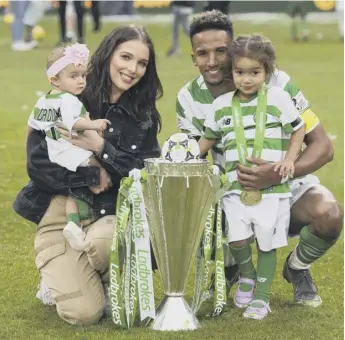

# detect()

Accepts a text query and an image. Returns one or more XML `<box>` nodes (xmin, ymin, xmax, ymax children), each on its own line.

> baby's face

<box><xmin>55</xmin><ymin>64</ymin><xmax>87</xmax><ymax>95</ymax></box>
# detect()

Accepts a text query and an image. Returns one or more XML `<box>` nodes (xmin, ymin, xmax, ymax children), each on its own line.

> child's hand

<box><xmin>90</xmin><ymin>119</ymin><xmax>111</xmax><ymax>131</ymax></box>
<box><xmin>274</xmin><ymin>160</ymin><xmax>294</xmax><ymax>178</ymax></box>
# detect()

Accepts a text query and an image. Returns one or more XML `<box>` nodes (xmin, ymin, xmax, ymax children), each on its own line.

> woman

<box><xmin>13</xmin><ymin>25</ymin><xmax>163</xmax><ymax>326</ymax></box>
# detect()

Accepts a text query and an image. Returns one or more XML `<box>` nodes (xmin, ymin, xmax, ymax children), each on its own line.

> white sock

<box><xmin>66</xmin><ymin>31</ymin><xmax>76</xmax><ymax>39</ymax></box>
<box><xmin>288</xmin><ymin>246</ymin><xmax>311</xmax><ymax>270</ymax></box>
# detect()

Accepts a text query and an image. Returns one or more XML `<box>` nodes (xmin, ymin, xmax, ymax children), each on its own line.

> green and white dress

<box><xmin>28</xmin><ymin>92</ymin><xmax>91</xmax><ymax>172</ymax></box>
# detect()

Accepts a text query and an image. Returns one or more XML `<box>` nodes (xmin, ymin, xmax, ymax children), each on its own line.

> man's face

<box><xmin>191</xmin><ymin>29</ymin><xmax>231</xmax><ymax>86</ymax></box>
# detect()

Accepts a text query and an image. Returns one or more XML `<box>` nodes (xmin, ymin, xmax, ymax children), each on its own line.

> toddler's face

<box><xmin>54</xmin><ymin>64</ymin><xmax>87</xmax><ymax>95</ymax></box>
<box><xmin>232</xmin><ymin>57</ymin><xmax>266</xmax><ymax>99</ymax></box>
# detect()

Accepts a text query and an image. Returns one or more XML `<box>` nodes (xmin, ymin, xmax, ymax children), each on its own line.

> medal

<box><xmin>240</xmin><ymin>190</ymin><xmax>262</xmax><ymax>206</ymax></box>
<box><xmin>232</xmin><ymin>87</ymin><xmax>267</xmax><ymax>205</ymax></box>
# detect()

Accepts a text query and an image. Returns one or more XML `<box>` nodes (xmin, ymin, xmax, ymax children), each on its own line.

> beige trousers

<box><xmin>35</xmin><ymin>196</ymin><xmax>115</xmax><ymax>326</ymax></box>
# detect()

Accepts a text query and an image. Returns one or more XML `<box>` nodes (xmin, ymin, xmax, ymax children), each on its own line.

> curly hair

<box><xmin>189</xmin><ymin>10</ymin><xmax>234</xmax><ymax>42</ymax></box>
<box><xmin>229</xmin><ymin>35</ymin><xmax>276</xmax><ymax>79</ymax></box>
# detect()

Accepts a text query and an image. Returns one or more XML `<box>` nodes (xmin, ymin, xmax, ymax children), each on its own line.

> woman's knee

<box><xmin>87</xmin><ymin>237</ymin><xmax>112</xmax><ymax>272</ymax></box>
<box><xmin>57</xmin><ymin>293</ymin><xmax>105</xmax><ymax>326</ymax></box>
<box><xmin>85</xmin><ymin>216</ymin><xmax>114</xmax><ymax>272</ymax></box>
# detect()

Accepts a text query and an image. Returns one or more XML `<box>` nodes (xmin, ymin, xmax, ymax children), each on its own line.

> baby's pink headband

<box><xmin>46</xmin><ymin>43</ymin><xmax>89</xmax><ymax>79</ymax></box>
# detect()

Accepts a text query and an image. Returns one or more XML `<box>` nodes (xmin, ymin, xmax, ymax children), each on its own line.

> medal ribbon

<box><xmin>231</xmin><ymin>86</ymin><xmax>268</xmax><ymax>166</ymax></box>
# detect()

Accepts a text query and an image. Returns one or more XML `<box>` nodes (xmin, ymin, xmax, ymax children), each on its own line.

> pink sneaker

<box><xmin>234</xmin><ymin>277</ymin><xmax>255</xmax><ymax>308</ymax></box>
<box><xmin>243</xmin><ymin>300</ymin><xmax>272</xmax><ymax>320</ymax></box>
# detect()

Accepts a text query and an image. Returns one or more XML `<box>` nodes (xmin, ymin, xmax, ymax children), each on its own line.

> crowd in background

<box><xmin>2</xmin><ymin>0</ymin><xmax>343</xmax><ymax>52</ymax></box>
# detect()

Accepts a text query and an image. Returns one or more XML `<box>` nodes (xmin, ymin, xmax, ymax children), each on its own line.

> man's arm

<box><xmin>237</xmin><ymin>121</ymin><xmax>334</xmax><ymax>190</ymax></box>
<box><xmin>176</xmin><ymin>87</ymin><xmax>203</xmax><ymax>137</ymax></box>
<box><xmin>294</xmin><ymin>123</ymin><xmax>333</xmax><ymax>177</ymax></box>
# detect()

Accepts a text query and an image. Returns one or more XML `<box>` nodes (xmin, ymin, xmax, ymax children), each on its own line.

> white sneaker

<box><xmin>36</xmin><ymin>279</ymin><xmax>54</xmax><ymax>306</ymax></box>
<box><xmin>11</xmin><ymin>40</ymin><xmax>37</xmax><ymax>51</ymax></box>
<box><xmin>63</xmin><ymin>221</ymin><xmax>88</xmax><ymax>251</ymax></box>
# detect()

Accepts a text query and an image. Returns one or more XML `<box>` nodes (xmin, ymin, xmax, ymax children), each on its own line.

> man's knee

<box><xmin>57</xmin><ymin>294</ymin><xmax>105</xmax><ymax>326</ymax></box>
<box><xmin>312</xmin><ymin>200</ymin><xmax>343</xmax><ymax>240</ymax></box>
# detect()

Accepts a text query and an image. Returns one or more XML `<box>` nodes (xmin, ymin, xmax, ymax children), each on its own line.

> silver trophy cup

<box><xmin>143</xmin><ymin>159</ymin><xmax>220</xmax><ymax>331</ymax></box>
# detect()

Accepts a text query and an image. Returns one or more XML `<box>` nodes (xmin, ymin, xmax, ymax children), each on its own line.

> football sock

<box><xmin>288</xmin><ymin>226</ymin><xmax>334</xmax><ymax>270</ymax></box>
<box><xmin>229</xmin><ymin>242</ymin><xmax>256</xmax><ymax>291</ymax></box>
<box><xmin>67</xmin><ymin>213</ymin><xmax>80</xmax><ymax>226</ymax></box>
<box><xmin>253</xmin><ymin>249</ymin><xmax>277</xmax><ymax>303</ymax></box>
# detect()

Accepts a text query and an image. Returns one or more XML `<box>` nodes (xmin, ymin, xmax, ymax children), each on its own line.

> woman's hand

<box><xmin>236</xmin><ymin>158</ymin><xmax>282</xmax><ymax>190</ymax></box>
<box><xmin>58</xmin><ymin>128</ymin><xmax>104</xmax><ymax>154</ymax></box>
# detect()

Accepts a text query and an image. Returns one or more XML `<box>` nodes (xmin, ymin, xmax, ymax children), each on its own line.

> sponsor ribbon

<box><xmin>192</xmin><ymin>166</ymin><xmax>230</xmax><ymax>316</ymax></box>
<box><xmin>109</xmin><ymin>169</ymin><xmax>155</xmax><ymax>328</ymax></box>
<box><xmin>212</xmin><ymin>201</ymin><xmax>227</xmax><ymax>316</ymax></box>
<box><xmin>109</xmin><ymin>177</ymin><xmax>132</xmax><ymax>327</ymax></box>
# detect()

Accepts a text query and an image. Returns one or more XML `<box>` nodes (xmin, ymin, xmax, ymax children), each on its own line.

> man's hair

<box><xmin>189</xmin><ymin>10</ymin><xmax>234</xmax><ymax>41</ymax></box>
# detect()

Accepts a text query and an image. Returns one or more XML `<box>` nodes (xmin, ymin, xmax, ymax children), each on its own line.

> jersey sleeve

<box><xmin>204</xmin><ymin>105</ymin><xmax>221</xmax><ymax>140</ymax></box>
<box><xmin>60</xmin><ymin>94</ymin><xmax>87</xmax><ymax>132</ymax></box>
<box><xmin>27</xmin><ymin>98</ymin><xmax>43</xmax><ymax>130</ymax></box>
<box><xmin>283</xmin><ymin>78</ymin><xmax>310</xmax><ymax>115</ymax></box>
<box><xmin>176</xmin><ymin>87</ymin><xmax>203</xmax><ymax>136</ymax></box>
<box><xmin>275</xmin><ymin>89</ymin><xmax>304</xmax><ymax>134</ymax></box>
<box><xmin>271</xmin><ymin>70</ymin><xmax>319</xmax><ymax>134</ymax></box>
<box><xmin>27</xmin><ymin>108</ymin><xmax>39</xmax><ymax>130</ymax></box>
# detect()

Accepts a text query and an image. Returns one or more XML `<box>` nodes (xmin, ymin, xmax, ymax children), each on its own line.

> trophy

<box><xmin>143</xmin><ymin>158</ymin><xmax>221</xmax><ymax>331</ymax></box>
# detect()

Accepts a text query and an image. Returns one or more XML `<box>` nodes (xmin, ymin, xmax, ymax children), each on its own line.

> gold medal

<box><xmin>240</xmin><ymin>190</ymin><xmax>262</xmax><ymax>206</ymax></box>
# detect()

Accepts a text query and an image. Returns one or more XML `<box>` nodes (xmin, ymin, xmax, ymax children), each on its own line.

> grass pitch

<box><xmin>0</xmin><ymin>17</ymin><xmax>343</xmax><ymax>340</ymax></box>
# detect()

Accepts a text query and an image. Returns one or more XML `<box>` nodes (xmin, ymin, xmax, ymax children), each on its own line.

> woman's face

<box><xmin>109</xmin><ymin>39</ymin><xmax>149</xmax><ymax>94</ymax></box>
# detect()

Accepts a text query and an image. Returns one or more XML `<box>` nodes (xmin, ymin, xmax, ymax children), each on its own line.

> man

<box><xmin>176</xmin><ymin>10</ymin><xmax>343</xmax><ymax>307</ymax></box>
<box><xmin>167</xmin><ymin>1</ymin><xmax>195</xmax><ymax>57</ymax></box>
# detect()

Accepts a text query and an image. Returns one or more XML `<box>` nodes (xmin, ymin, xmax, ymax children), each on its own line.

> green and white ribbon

<box><xmin>128</xmin><ymin>169</ymin><xmax>155</xmax><ymax>322</ymax></box>
<box><xmin>232</xmin><ymin>86</ymin><xmax>267</xmax><ymax>165</ymax></box>
<box><xmin>109</xmin><ymin>177</ymin><xmax>131</xmax><ymax>327</ymax></box>
<box><xmin>191</xmin><ymin>204</ymin><xmax>215</xmax><ymax>312</ymax></box>
<box><xmin>109</xmin><ymin>169</ymin><xmax>155</xmax><ymax>328</ymax></box>
<box><xmin>192</xmin><ymin>166</ymin><xmax>230</xmax><ymax>316</ymax></box>
<box><xmin>212</xmin><ymin>200</ymin><xmax>226</xmax><ymax>316</ymax></box>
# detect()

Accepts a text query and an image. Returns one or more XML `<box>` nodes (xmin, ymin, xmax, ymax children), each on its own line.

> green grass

<box><xmin>0</xmin><ymin>19</ymin><xmax>343</xmax><ymax>340</ymax></box>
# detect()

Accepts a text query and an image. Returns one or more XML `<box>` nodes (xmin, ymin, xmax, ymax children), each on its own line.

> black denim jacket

<box><xmin>13</xmin><ymin>97</ymin><xmax>161</xmax><ymax>224</ymax></box>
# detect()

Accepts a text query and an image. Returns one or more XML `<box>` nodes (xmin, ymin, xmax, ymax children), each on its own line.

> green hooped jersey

<box><xmin>204</xmin><ymin>86</ymin><xmax>304</xmax><ymax>197</ymax></box>
<box><xmin>176</xmin><ymin>69</ymin><xmax>316</xmax><ymax>173</ymax></box>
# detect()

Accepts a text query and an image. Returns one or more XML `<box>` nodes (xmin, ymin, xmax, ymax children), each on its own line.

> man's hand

<box><xmin>236</xmin><ymin>158</ymin><xmax>282</xmax><ymax>190</ymax></box>
<box><xmin>89</xmin><ymin>168</ymin><xmax>112</xmax><ymax>194</ymax></box>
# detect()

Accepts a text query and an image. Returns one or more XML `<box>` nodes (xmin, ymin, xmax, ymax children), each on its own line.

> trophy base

<box><xmin>149</xmin><ymin>295</ymin><xmax>200</xmax><ymax>331</ymax></box>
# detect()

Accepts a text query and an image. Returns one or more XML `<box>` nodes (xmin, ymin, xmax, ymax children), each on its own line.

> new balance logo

<box><xmin>257</xmin><ymin>276</ymin><xmax>267</xmax><ymax>283</ymax></box>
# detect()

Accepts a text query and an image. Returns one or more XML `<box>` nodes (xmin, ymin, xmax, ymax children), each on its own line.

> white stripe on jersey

<box><xmin>225</xmin><ymin>148</ymin><xmax>286</xmax><ymax>163</ymax></box>
<box><xmin>223</xmin><ymin>127</ymin><xmax>291</xmax><ymax>145</ymax></box>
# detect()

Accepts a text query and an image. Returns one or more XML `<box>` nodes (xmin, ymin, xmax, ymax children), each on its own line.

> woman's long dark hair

<box><xmin>83</xmin><ymin>25</ymin><xmax>163</xmax><ymax>130</ymax></box>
